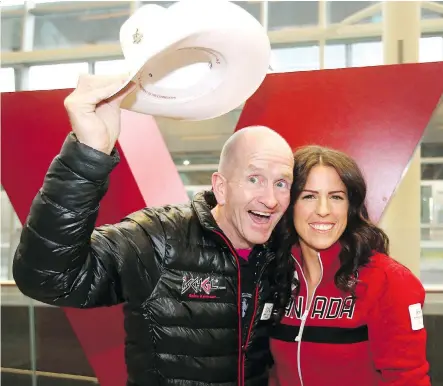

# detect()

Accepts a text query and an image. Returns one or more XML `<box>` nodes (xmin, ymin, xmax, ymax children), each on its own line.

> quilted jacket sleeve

<box><xmin>12</xmin><ymin>133</ymin><xmax>153</xmax><ymax>308</ymax></box>
<box><xmin>367</xmin><ymin>259</ymin><xmax>431</xmax><ymax>385</ymax></box>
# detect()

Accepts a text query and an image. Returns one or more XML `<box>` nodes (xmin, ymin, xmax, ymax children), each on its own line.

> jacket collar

<box><xmin>291</xmin><ymin>241</ymin><xmax>342</xmax><ymax>280</ymax></box>
<box><xmin>191</xmin><ymin>190</ymin><xmax>220</xmax><ymax>232</ymax></box>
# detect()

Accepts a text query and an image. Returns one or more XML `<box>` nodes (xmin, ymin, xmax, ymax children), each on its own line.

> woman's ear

<box><xmin>212</xmin><ymin>172</ymin><xmax>227</xmax><ymax>205</ymax></box>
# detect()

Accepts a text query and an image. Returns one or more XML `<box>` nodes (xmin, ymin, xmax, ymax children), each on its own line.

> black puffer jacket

<box><xmin>13</xmin><ymin>134</ymin><xmax>278</xmax><ymax>386</ymax></box>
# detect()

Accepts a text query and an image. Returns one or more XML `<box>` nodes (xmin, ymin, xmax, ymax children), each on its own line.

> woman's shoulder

<box><xmin>366</xmin><ymin>252</ymin><xmax>419</xmax><ymax>278</ymax></box>
<box><xmin>359</xmin><ymin>252</ymin><xmax>425</xmax><ymax>299</ymax></box>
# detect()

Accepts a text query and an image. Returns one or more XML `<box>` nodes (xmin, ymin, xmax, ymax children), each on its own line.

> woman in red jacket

<box><xmin>269</xmin><ymin>145</ymin><xmax>431</xmax><ymax>386</ymax></box>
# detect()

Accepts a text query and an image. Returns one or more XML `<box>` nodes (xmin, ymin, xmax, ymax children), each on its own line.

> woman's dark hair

<box><xmin>270</xmin><ymin>145</ymin><xmax>390</xmax><ymax>320</ymax></box>
<box><xmin>268</xmin><ymin>216</ymin><xmax>297</xmax><ymax>323</ymax></box>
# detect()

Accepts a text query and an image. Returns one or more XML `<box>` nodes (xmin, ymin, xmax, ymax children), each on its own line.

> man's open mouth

<box><xmin>248</xmin><ymin>210</ymin><xmax>272</xmax><ymax>224</ymax></box>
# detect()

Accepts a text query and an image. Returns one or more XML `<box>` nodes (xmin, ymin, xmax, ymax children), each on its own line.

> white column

<box><xmin>383</xmin><ymin>1</ymin><xmax>421</xmax><ymax>64</ymax></box>
<box><xmin>379</xmin><ymin>1</ymin><xmax>422</xmax><ymax>277</ymax></box>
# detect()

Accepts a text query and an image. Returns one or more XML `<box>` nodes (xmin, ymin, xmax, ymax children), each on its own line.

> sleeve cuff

<box><xmin>59</xmin><ymin>132</ymin><xmax>120</xmax><ymax>182</ymax></box>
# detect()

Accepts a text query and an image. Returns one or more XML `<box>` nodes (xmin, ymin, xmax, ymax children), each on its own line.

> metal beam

<box><xmin>269</xmin><ymin>18</ymin><xmax>443</xmax><ymax>44</ymax></box>
<box><xmin>1</xmin><ymin>43</ymin><xmax>123</xmax><ymax>66</ymax></box>
<box><xmin>2</xmin><ymin>1</ymin><xmax>443</xmax><ymax>68</ymax></box>
<box><xmin>421</xmin><ymin>1</ymin><xmax>443</xmax><ymax>16</ymax></box>
<box><xmin>336</xmin><ymin>2</ymin><xmax>381</xmax><ymax>27</ymax></box>
<box><xmin>259</xmin><ymin>1</ymin><xmax>268</xmax><ymax>32</ymax></box>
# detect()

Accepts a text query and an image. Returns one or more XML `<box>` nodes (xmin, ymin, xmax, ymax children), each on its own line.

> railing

<box><xmin>1</xmin><ymin>368</ymin><xmax>98</xmax><ymax>384</ymax></box>
<box><xmin>424</xmin><ymin>284</ymin><xmax>443</xmax><ymax>294</ymax></box>
<box><xmin>1</xmin><ymin>280</ymin><xmax>16</xmax><ymax>286</ymax></box>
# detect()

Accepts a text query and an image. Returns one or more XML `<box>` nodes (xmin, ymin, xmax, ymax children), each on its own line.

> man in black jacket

<box><xmin>13</xmin><ymin>74</ymin><xmax>295</xmax><ymax>386</ymax></box>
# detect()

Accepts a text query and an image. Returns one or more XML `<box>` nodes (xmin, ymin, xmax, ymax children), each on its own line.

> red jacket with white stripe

<box><xmin>269</xmin><ymin>242</ymin><xmax>430</xmax><ymax>386</ymax></box>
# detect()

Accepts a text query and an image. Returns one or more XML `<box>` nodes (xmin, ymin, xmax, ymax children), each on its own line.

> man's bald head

<box><xmin>211</xmin><ymin>125</ymin><xmax>294</xmax><ymax>249</ymax></box>
<box><xmin>218</xmin><ymin>125</ymin><xmax>293</xmax><ymax>178</ymax></box>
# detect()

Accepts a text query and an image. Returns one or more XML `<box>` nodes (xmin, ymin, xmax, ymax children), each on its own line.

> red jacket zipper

<box><xmin>213</xmin><ymin>230</ymin><xmax>243</xmax><ymax>386</ymax></box>
<box><xmin>241</xmin><ymin>285</ymin><xmax>260</xmax><ymax>384</ymax></box>
<box><xmin>241</xmin><ymin>258</ymin><xmax>272</xmax><ymax>385</ymax></box>
<box><xmin>213</xmin><ymin>231</ymin><xmax>272</xmax><ymax>386</ymax></box>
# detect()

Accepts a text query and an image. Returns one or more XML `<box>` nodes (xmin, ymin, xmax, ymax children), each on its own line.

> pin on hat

<box><xmin>109</xmin><ymin>0</ymin><xmax>271</xmax><ymax>121</ymax></box>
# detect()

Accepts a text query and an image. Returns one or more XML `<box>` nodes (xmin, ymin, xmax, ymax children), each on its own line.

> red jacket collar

<box><xmin>291</xmin><ymin>241</ymin><xmax>342</xmax><ymax>280</ymax></box>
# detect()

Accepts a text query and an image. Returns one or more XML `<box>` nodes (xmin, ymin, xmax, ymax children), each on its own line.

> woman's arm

<box><xmin>367</xmin><ymin>260</ymin><xmax>431</xmax><ymax>385</ymax></box>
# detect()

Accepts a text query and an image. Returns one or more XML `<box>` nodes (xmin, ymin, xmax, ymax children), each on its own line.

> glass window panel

<box><xmin>327</xmin><ymin>1</ymin><xmax>380</xmax><ymax>24</ymax></box>
<box><xmin>421</xmin><ymin>9</ymin><xmax>442</xmax><ymax>20</ymax></box>
<box><xmin>421</xmin><ymin>185</ymin><xmax>433</xmax><ymax>224</ymax></box>
<box><xmin>422</xmin><ymin>163</ymin><xmax>443</xmax><ymax>180</ymax></box>
<box><xmin>268</xmin><ymin>1</ymin><xmax>318</xmax><ymax>29</ymax></box>
<box><xmin>350</xmin><ymin>41</ymin><xmax>383</xmax><ymax>67</ymax></box>
<box><xmin>0</xmin><ymin>67</ymin><xmax>16</xmax><ymax>92</ymax></box>
<box><xmin>420</xmin><ymin>180</ymin><xmax>443</xmax><ymax>284</ymax></box>
<box><xmin>435</xmin><ymin>183</ymin><xmax>443</xmax><ymax>225</ymax></box>
<box><xmin>420</xmin><ymin>246</ymin><xmax>443</xmax><ymax>284</ymax></box>
<box><xmin>324</xmin><ymin>44</ymin><xmax>346</xmax><ymax>69</ymax></box>
<box><xmin>271</xmin><ymin>45</ymin><xmax>320</xmax><ymax>72</ymax></box>
<box><xmin>421</xmin><ymin>143</ymin><xmax>443</xmax><ymax>158</ymax></box>
<box><xmin>95</xmin><ymin>59</ymin><xmax>127</xmax><ymax>75</ymax></box>
<box><xmin>33</xmin><ymin>2</ymin><xmax>131</xmax><ymax>49</ymax></box>
<box><xmin>419</xmin><ymin>36</ymin><xmax>443</xmax><ymax>63</ymax></box>
<box><xmin>1</xmin><ymin>189</ymin><xmax>22</xmax><ymax>281</ymax></box>
<box><xmin>421</xmin><ymin>2</ymin><xmax>443</xmax><ymax>20</ymax></box>
<box><xmin>1</xmin><ymin>286</ymin><xmax>32</xmax><ymax>376</ymax></box>
<box><xmin>28</xmin><ymin>62</ymin><xmax>89</xmax><ymax>90</ymax></box>
<box><xmin>1</xmin><ymin>14</ymin><xmax>22</xmax><ymax>52</ymax></box>
<box><xmin>421</xmin><ymin>226</ymin><xmax>431</xmax><ymax>241</ymax></box>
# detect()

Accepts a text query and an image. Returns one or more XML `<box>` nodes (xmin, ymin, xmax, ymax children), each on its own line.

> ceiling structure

<box><xmin>1</xmin><ymin>1</ymin><xmax>443</xmax><ymax>159</ymax></box>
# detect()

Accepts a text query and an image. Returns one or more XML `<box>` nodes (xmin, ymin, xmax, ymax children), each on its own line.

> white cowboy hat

<box><xmin>109</xmin><ymin>0</ymin><xmax>271</xmax><ymax>121</ymax></box>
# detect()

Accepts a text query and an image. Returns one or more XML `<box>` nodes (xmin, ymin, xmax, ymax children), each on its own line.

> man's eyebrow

<box><xmin>246</xmin><ymin>165</ymin><xmax>293</xmax><ymax>180</ymax></box>
<box><xmin>282</xmin><ymin>172</ymin><xmax>293</xmax><ymax>180</ymax></box>
<box><xmin>245</xmin><ymin>165</ymin><xmax>263</xmax><ymax>174</ymax></box>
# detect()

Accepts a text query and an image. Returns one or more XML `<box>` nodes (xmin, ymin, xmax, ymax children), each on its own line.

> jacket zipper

<box><xmin>212</xmin><ymin>230</ymin><xmax>273</xmax><ymax>386</ymax></box>
<box><xmin>241</xmin><ymin>257</ymin><xmax>272</xmax><ymax>385</ymax></box>
<box><xmin>292</xmin><ymin>252</ymin><xmax>324</xmax><ymax>386</ymax></box>
<box><xmin>212</xmin><ymin>230</ymin><xmax>243</xmax><ymax>386</ymax></box>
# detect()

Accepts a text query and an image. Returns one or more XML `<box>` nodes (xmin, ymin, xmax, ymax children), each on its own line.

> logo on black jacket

<box><xmin>181</xmin><ymin>274</ymin><xmax>227</xmax><ymax>299</ymax></box>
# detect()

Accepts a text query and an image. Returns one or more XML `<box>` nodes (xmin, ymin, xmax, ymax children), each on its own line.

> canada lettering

<box><xmin>285</xmin><ymin>295</ymin><xmax>356</xmax><ymax>320</ymax></box>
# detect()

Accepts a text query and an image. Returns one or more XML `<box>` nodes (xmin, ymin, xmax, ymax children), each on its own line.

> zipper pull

<box><xmin>295</xmin><ymin>311</ymin><xmax>309</xmax><ymax>342</ymax></box>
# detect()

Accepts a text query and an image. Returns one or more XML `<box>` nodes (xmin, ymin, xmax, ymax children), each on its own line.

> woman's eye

<box><xmin>249</xmin><ymin>176</ymin><xmax>259</xmax><ymax>184</ymax></box>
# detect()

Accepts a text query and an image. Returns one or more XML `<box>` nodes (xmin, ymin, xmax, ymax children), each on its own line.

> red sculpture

<box><xmin>2</xmin><ymin>61</ymin><xmax>442</xmax><ymax>385</ymax></box>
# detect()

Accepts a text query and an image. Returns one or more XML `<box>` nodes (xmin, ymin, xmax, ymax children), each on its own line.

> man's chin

<box><xmin>244</xmin><ymin>231</ymin><xmax>272</xmax><ymax>247</ymax></box>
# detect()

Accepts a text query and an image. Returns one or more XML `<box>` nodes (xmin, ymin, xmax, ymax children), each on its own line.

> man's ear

<box><xmin>212</xmin><ymin>172</ymin><xmax>227</xmax><ymax>205</ymax></box>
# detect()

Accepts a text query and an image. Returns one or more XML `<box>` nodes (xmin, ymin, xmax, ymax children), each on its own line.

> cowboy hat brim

<box><xmin>107</xmin><ymin>0</ymin><xmax>270</xmax><ymax>121</ymax></box>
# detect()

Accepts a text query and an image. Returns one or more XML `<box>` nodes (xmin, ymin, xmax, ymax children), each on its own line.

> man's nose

<box><xmin>259</xmin><ymin>186</ymin><xmax>278</xmax><ymax>209</ymax></box>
